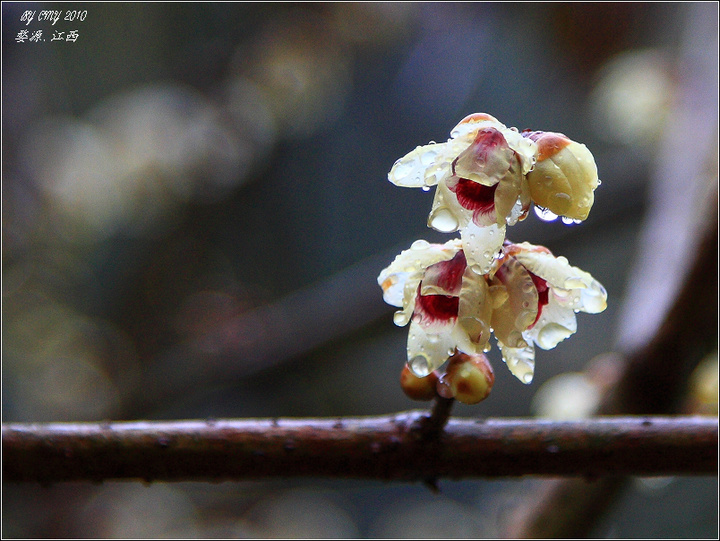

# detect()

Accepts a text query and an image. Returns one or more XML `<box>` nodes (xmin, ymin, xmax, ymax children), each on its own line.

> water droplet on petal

<box><xmin>393</xmin><ymin>311</ymin><xmax>410</xmax><ymax>326</ymax></box>
<box><xmin>564</xmin><ymin>277</ymin><xmax>587</xmax><ymax>289</ymax></box>
<box><xmin>534</xmin><ymin>205</ymin><xmax>559</xmax><ymax>222</ymax></box>
<box><xmin>421</xmin><ymin>185</ymin><xmax>431</xmax><ymax>192</ymax></box>
<box><xmin>409</xmin><ymin>356</ymin><xmax>431</xmax><ymax>377</ymax></box>
<box><xmin>537</xmin><ymin>323</ymin><xmax>573</xmax><ymax>349</ymax></box>
<box><xmin>420</xmin><ymin>149</ymin><xmax>438</xmax><ymax>166</ymax></box>
<box><xmin>429</xmin><ymin>208</ymin><xmax>459</xmax><ymax>233</ymax></box>
<box><xmin>392</xmin><ymin>160</ymin><xmax>413</xmax><ymax>180</ymax></box>
<box><xmin>411</xmin><ymin>239</ymin><xmax>430</xmax><ymax>250</ymax></box>
<box><xmin>522</xmin><ymin>373</ymin><xmax>533</xmax><ymax>384</ymax></box>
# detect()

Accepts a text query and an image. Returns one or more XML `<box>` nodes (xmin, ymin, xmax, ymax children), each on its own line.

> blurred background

<box><xmin>2</xmin><ymin>2</ymin><xmax>717</xmax><ymax>538</ymax></box>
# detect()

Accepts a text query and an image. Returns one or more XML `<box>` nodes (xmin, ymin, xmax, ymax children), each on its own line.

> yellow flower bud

<box><xmin>400</xmin><ymin>364</ymin><xmax>439</xmax><ymax>401</ymax></box>
<box><xmin>437</xmin><ymin>352</ymin><xmax>495</xmax><ymax>404</ymax></box>
<box><xmin>524</xmin><ymin>131</ymin><xmax>600</xmax><ymax>221</ymax></box>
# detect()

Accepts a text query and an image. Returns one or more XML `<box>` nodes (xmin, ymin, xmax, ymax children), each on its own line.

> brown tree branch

<box><xmin>3</xmin><ymin>415</ymin><xmax>716</xmax><ymax>484</ymax></box>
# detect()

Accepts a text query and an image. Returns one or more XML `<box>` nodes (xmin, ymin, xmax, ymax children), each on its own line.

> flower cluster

<box><xmin>379</xmin><ymin>113</ymin><xmax>607</xmax><ymax>404</ymax></box>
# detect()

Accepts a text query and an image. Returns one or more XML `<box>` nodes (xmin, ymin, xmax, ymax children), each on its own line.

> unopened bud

<box><xmin>400</xmin><ymin>364</ymin><xmax>440</xmax><ymax>401</ymax></box>
<box><xmin>437</xmin><ymin>352</ymin><xmax>495</xmax><ymax>404</ymax></box>
<box><xmin>524</xmin><ymin>131</ymin><xmax>600</xmax><ymax>221</ymax></box>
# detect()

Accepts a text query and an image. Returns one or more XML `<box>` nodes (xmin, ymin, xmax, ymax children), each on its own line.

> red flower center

<box><xmin>529</xmin><ymin>272</ymin><xmax>549</xmax><ymax>328</ymax></box>
<box><xmin>415</xmin><ymin>290</ymin><xmax>460</xmax><ymax>322</ymax></box>
<box><xmin>450</xmin><ymin>177</ymin><xmax>497</xmax><ymax>214</ymax></box>
<box><xmin>413</xmin><ymin>251</ymin><xmax>466</xmax><ymax>325</ymax></box>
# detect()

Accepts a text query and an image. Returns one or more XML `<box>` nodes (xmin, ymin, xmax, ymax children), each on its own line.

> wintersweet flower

<box><xmin>378</xmin><ymin>239</ymin><xmax>493</xmax><ymax>377</ymax></box>
<box><xmin>388</xmin><ymin>113</ymin><xmax>538</xmax><ymax>274</ymax></box>
<box><xmin>523</xmin><ymin>130</ymin><xmax>600</xmax><ymax>222</ymax></box>
<box><xmin>487</xmin><ymin>241</ymin><xmax>607</xmax><ymax>384</ymax></box>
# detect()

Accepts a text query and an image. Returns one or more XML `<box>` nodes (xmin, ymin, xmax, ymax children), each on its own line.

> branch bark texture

<box><xmin>3</xmin><ymin>415</ymin><xmax>716</xmax><ymax>484</ymax></box>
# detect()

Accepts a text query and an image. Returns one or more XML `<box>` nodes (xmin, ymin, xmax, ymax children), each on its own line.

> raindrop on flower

<box><xmin>421</xmin><ymin>185</ymin><xmax>431</xmax><ymax>192</ymax></box>
<box><xmin>411</xmin><ymin>239</ymin><xmax>430</xmax><ymax>250</ymax></box>
<box><xmin>392</xmin><ymin>160</ymin><xmax>413</xmax><ymax>180</ymax></box>
<box><xmin>393</xmin><ymin>311</ymin><xmax>409</xmax><ymax>326</ymax></box>
<box><xmin>429</xmin><ymin>208</ymin><xmax>459</xmax><ymax>232</ymax></box>
<box><xmin>564</xmin><ymin>277</ymin><xmax>587</xmax><ymax>289</ymax></box>
<box><xmin>534</xmin><ymin>205</ymin><xmax>559</xmax><ymax>222</ymax></box>
<box><xmin>409</xmin><ymin>356</ymin><xmax>431</xmax><ymax>377</ymax></box>
<box><xmin>522</xmin><ymin>373</ymin><xmax>534</xmax><ymax>384</ymax></box>
<box><xmin>537</xmin><ymin>323</ymin><xmax>573</xmax><ymax>349</ymax></box>
<box><xmin>420</xmin><ymin>149</ymin><xmax>438</xmax><ymax>166</ymax></box>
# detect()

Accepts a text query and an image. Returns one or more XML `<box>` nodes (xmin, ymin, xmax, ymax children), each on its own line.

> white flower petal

<box><xmin>406</xmin><ymin>319</ymin><xmax>456</xmax><ymax>376</ymax></box>
<box><xmin>460</xmin><ymin>220</ymin><xmax>505</xmax><ymax>275</ymax></box>
<box><xmin>525</xmin><ymin>296</ymin><xmax>578</xmax><ymax>350</ymax></box>
<box><xmin>388</xmin><ymin>142</ymin><xmax>452</xmax><ymax>188</ymax></box>
<box><xmin>454</xmin><ymin>269</ymin><xmax>493</xmax><ymax>353</ymax></box>
<box><xmin>497</xmin><ymin>339</ymin><xmax>536</xmax><ymax>384</ymax></box>
<box><xmin>427</xmin><ymin>181</ymin><xmax>464</xmax><ymax>233</ymax></box>
<box><xmin>378</xmin><ymin>239</ymin><xmax>463</xmax><ymax>324</ymax></box>
<box><xmin>511</xmin><ymin>244</ymin><xmax>593</xmax><ymax>289</ymax></box>
<box><xmin>509</xmin><ymin>243</ymin><xmax>608</xmax><ymax>314</ymax></box>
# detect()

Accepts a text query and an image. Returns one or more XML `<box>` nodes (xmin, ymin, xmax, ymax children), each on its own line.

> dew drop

<box><xmin>429</xmin><ymin>208</ymin><xmax>459</xmax><ymax>232</ymax></box>
<box><xmin>421</xmin><ymin>185</ymin><xmax>431</xmax><ymax>192</ymax></box>
<box><xmin>597</xmin><ymin>179</ymin><xmax>602</xmax><ymax>186</ymax></box>
<box><xmin>393</xmin><ymin>311</ymin><xmax>409</xmax><ymax>326</ymax></box>
<box><xmin>561</xmin><ymin>216</ymin><xmax>583</xmax><ymax>225</ymax></box>
<box><xmin>537</xmin><ymin>323</ymin><xmax>572</xmax><ymax>349</ymax></box>
<box><xmin>411</xmin><ymin>239</ymin><xmax>430</xmax><ymax>250</ymax></box>
<box><xmin>534</xmin><ymin>205</ymin><xmax>559</xmax><ymax>222</ymax></box>
<box><xmin>564</xmin><ymin>277</ymin><xmax>587</xmax><ymax>289</ymax></box>
<box><xmin>420</xmin><ymin>149</ymin><xmax>438</xmax><ymax>166</ymax></box>
<box><xmin>522</xmin><ymin>373</ymin><xmax>533</xmax><ymax>384</ymax></box>
<box><xmin>409</xmin><ymin>356</ymin><xmax>431</xmax><ymax>377</ymax></box>
<box><xmin>392</xmin><ymin>160</ymin><xmax>413</xmax><ymax>180</ymax></box>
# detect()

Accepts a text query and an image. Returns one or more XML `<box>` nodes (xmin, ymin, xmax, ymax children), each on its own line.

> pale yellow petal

<box><xmin>377</xmin><ymin>239</ymin><xmax>463</xmax><ymax>322</ymax></box>
<box><xmin>491</xmin><ymin>255</ymin><xmax>539</xmax><ymax>334</ymax></box>
<box><xmin>454</xmin><ymin>269</ymin><xmax>493</xmax><ymax>353</ymax></box>
<box><xmin>497</xmin><ymin>340</ymin><xmax>536</xmax><ymax>384</ymax></box>
<box><xmin>460</xmin><ymin>220</ymin><xmax>505</xmax><ymax>275</ymax></box>
<box><xmin>406</xmin><ymin>319</ymin><xmax>456</xmax><ymax>376</ymax></box>
<box><xmin>525</xmin><ymin>297</ymin><xmax>578</xmax><ymax>350</ymax></box>
<box><xmin>427</xmin><ymin>180</ymin><xmax>465</xmax><ymax>233</ymax></box>
<box><xmin>526</xmin><ymin>136</ymin><xmax>599</xmax><ymax>221</ymax></box>
<box><xmin>509</xmin><ymin>244</ymin><xmax>608</xmax><ymax>314</ymax></box>
<box><xmin>388</xmin><ymin>142</ymin><xmax>452</xmax><ymax>188</ymax></box>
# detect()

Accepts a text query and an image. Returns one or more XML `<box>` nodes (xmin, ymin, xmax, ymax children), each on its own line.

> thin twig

<box><xmin>3</xmin><ymin>416</ymin><xmax>716</xmax><ymax>484</ymax></box>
